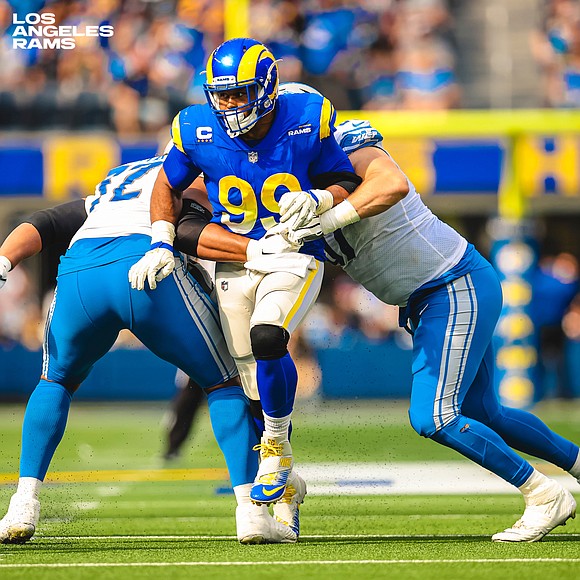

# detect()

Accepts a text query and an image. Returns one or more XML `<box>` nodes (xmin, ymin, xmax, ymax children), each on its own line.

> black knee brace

<box><xmin>250</xmin><ymin>324</ymin><xmax>290</xmax><ymax>360</ymax></box>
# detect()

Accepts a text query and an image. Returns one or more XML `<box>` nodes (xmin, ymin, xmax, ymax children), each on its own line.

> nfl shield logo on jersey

<box><xmin>248</xmin><ymin>151</ymin><xmax>258</xmax><ymax>163</ymax></box>
<box><xmin>221</xmin><ymin>280</ymin><xmax>228</xmax><ymax>291</ymax></box>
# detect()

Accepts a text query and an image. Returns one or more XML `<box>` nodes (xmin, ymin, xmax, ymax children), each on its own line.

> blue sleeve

<box><xmin>310</xmin><ymin>134</ymin><xmax>356</xmax><ymax>179</ymax></box>
<box><xmin>163</xmin><ymin>146</ymin><xmax>202</xmax><ymax>191</ymax></box>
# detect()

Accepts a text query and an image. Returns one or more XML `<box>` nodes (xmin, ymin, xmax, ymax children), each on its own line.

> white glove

<box><xmin>286</xmin><ymin>199</ymin><xmax>361</xmax><ymax>243</ymax></box>
<box><xmin>278</xmin><ymin>189</ymin><xmax>334</xmax><ymax>229</ymax></box>
<box><xmin>129</xmin><ymin>220</ymin><xmax>176</xmax><ymax>290</ymax></box>
<box><xmin>285</xmin><ymin>218</ymin><xmax>323</xmax><ymax>244</ymax></box>
<box><xmin>129</xmin><ymin>246</ymin><xmax>175</xmax><ymax>290</ymax></box>
<box><xmin>246</xmin><ymin>232</ymin><xmax>301</xmax><ymax>261</ymax></box>
<box><xmin>0</xmin><ymin>256</ymin><xmax>12</xmax><ymax>290</ymax></box>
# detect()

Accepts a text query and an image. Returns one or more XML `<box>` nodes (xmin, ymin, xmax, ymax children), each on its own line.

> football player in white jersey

<box><xmin>0</xmin><ymin>155</ymin><xmax>298</xmax><ymax>545</ymax></box>
<box><xmin>278</xmin><ymin>84</ymin><xmax>580</xmax><ymax>543</ymax></box>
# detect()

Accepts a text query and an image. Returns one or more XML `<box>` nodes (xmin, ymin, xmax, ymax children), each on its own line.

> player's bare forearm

<box><xmin>151</xmin><ymin>167</ymin><xmax>183</xmax><ymax>225</ymax></box>
<box><xmin>0</xmin><ymin>223</ymin><xmax>43</xmax><ymax>267</ymax></box>
<box><xmin>326</xmin><ymin>184</ymin><xmax>350</xmax><ymax>206</ymax></box>
<box><xmin>347</xmin><ymin>147</ymin><xmax>409</xmax><ymax>218</ymax></box>
<box><xmin>197</xmin><ymin>223</ymin><xmax>250</xmax><ymax>262</ymax></box>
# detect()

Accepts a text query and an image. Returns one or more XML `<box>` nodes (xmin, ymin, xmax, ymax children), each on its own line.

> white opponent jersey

<box><xmin>326</xmin><ymin>120</ymin><xmax>467</xmax><ymax>307</ymax></box>
<box><xmin>68</xmin><ymin>155</ymin><xmax>165</xmax><ymax>247</ymax></box>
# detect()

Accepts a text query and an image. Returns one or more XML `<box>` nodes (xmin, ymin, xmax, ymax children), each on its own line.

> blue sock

<box><xmin>489</xmin><ymin>407</ymin><xmax>580</xmax><ymax>471</ymax></box>
<box><xmin>252</xmin><ymin>415</ymin><xmax>265</xmax><ymax>435</ymax></box>
<box><xmin>207</xmin><ymin>386</ymin><xmax>259</xmax><ymax>487</ymax></box>
<box><xmin>256</xmin><ymin>353</ymin><xmax>297</xmax><ymax>418</ymax></box>
<box><xmin>432</xmin><ymin>415</ymin><xmax>534</xmax><ymax>487</ymax></box>
<box><xmin>20</xmin><ymin>380</ymin><xmax>73</xmax><ymax>480</ymax></box>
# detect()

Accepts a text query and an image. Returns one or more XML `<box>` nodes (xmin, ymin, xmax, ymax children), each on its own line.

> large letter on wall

<box><xmin>515</xmin><ymin>136</ymin><xmax>580</xmax><ymax>197</ymax></box>
<box><xmin>44</xmin><ymin>136</ymin><xmax>117</xmax><ymax>201</ymax></box>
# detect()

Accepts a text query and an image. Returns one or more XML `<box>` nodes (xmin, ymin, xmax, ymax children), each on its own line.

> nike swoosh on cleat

<box><xmin>262</xmin><ymin>485</ymin><xmax>286</xmax><ymax>497</ymax></box>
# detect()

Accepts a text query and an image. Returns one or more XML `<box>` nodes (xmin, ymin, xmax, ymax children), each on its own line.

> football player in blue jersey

<box><xmin>129</xmin><ymin>38</ymin><xmax>361</xmax><ymax>507</ymax></box>
<box><xmin>279</xmin><ymin>84</ymin><xmax>580</xmax><ymax>543</ymax></box>
<box><xmin>0</xmin><ymin>156</ymin><xmax>299</xmax><ymax>546</ymax></box>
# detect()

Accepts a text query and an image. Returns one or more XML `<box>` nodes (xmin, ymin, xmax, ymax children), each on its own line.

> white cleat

<box><xmin>236</xmin><ymin>503</ymin><xmax>297</xmax><ymax>544</ymax></box>
<box><xmin>492</xmin><ymin>481</ymin><xmax>576</xmax><ymax>543</ymax></box>
<box><xmin>0</xmin><ymin>494</ymin><xmax>40</xmax><ymax>544</ymax></box>
<box><xmin>250</xmin><ymin>436</ymin><xmax>294</xmax><ymax>505</ymax></box>
<box><xmin>273</xmin><ymin>470</ymin><xmax>307</xmax><ymax>538</ymax></box>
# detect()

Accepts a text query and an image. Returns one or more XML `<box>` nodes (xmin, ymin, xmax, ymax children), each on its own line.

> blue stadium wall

<box><xmin>2</xmin><ymin>341</ymin><xmax>579</xmax><ymax>401</ymax></box>
<box><xmin>0</xmin><ymin>339</ymin><xmax>414</xmax><ymax>401</ymax></box>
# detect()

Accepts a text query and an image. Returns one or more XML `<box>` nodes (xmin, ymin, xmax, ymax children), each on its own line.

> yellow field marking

<box><xmin>0</xmin><ymin>468</ymin><xmax>229</xmax><ymax>485</ymax></box>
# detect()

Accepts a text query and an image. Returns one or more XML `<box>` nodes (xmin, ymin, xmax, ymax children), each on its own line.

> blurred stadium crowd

<box><xmin>532</xmin><ymin>0</ymin><xmax>580</xmax><ymax>107</ymax></box>
<box><xmin>2</xmin><ymin>0</ymin><xmax>461</xmax><ymax>133</ymax></box>
<box><xmin>1</xmin><ymin>0</ymin><xmax>578</xmax><ymax>134</ymax></box>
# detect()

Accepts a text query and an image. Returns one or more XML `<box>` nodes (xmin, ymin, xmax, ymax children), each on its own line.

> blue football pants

<box><xmin>407</xmin><ymin>261</ymin><xmax>578</xmax><ymax>487</ymax></box>
<box><xmin>19</xmin><ymin>251</ymin><xmax>260</xmax><ymax>484</ymax></box>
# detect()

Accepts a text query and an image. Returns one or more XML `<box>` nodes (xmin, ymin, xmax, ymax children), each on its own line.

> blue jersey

<box><xmin>166</xmin><ymin>92</ymin><xmax>355</xmax><ymax>259</ymax></box>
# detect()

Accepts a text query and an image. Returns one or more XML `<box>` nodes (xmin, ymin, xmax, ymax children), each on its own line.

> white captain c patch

<box><xmin>196</xmin><ymin>127</ymin><xmax>213</xmax><ymax>142</ymax></box>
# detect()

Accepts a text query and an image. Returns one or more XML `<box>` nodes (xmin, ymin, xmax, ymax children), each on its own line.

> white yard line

<box><xmin>295</xmin><ymin>463</ymin><xmax>579</xmax><ymax>495</ymax></box>
<box><xmin>34</xmin><ymin>533</ymin><xmax>580</xmax><ymax>540</ymax></box>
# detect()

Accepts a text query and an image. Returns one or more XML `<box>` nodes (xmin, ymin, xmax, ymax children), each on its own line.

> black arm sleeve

<box><xmin>23</xmin><ymin>199</ymin><xmax>87</xmax><ymax>249</ymax></box>
<box><xmin>311</xmin><ymin>171</ymin><xmax>362</xmax><ymax>194</ymax></box>
<box><xmin>174</xmin><ymin>198</ymin><xmax>212</xmax><ymax>257</ymax></box>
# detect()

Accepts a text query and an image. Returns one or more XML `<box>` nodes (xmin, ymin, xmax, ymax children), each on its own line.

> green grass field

<box><xmin>1</xmin><ymin>399</ymin><xmax>579</xmax><ymax>579</ymax></box>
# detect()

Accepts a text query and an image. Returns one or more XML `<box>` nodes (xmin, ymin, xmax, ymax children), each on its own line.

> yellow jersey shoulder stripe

<box><xmin>319</xmin><ymin>98</ymin><xmax>334</xmax><ymax>139</ymax></box>
<box><xmin>171</xmin><ymin>112</ymin><xmax>185</xmax><ymax>153</ymax></box>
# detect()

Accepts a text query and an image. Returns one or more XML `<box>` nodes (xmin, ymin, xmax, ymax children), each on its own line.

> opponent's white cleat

<box><xmin>273</xmin><ymin>470</ymin><xmax>307</xmax><ymax>538</ymax></box>
<box><xmin>0</xmin><ymin>494</ymin><xmax>40</xmax><ymax>544</ymax></box>
<box><xmin>492</xmin><ymin>480</ymin><xmax>576</xmax><ymax>543</ymax></box>
<box><xmin>236</xmin><ymin>503</ymin><xmax>297</xmax><ymax>544</ymax></box>
<box><xmin>250</xmin><ymin>436</ymin><xmax>293</xmax><ymax>505</ymax></box>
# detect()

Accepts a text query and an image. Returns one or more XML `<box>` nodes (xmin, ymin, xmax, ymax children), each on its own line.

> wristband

<box><xmin>150</xmin><ymin>242</ymin><xmax>174</xmax><ymax>252</ymax></box>
<box><xmin>151</xmin><ymin>220</ymin><xmax>176</xmax><ymax>245</ymax></box>
<box><xmin>310</xmin><ymin>189</ymin><xmax>334</xmax><ymax>215</ymax></box>
<box><xmin>320</xmin><ymin>200</ymin><xmax>360</xmax><ymax>234</ymax></box>
<box><xmin>0</xmin><ymin>255</ymin><xmax>12</xmax><ymax>272</ymax></box>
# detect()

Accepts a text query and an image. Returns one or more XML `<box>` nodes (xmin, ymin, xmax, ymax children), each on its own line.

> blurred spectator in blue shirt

<box><xmin>531</xmin><ymin>0</ymin><xmax>580</xmax><ymax>107</ymax></box>
<box><xmin>531</xmin><ymin>253</ymin><xmax>580</xmax><ymax>399</ymax></box>
<box><xmin>396</xmin><ymin>38</ymin><xmax>460</xmax><ymax>110</ymax></box>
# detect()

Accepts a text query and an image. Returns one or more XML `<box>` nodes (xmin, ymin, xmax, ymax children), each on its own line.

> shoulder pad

<box><xmin>334</xmin><ymin>120</ymin><xmax>384</xmax><ymax>154</ymax></box>
<box><xmin>279</xmin><ymin>82</ymin><xmax>322</xmax><ymax>96</ymax></box>
<box><xmin>170</xmin><ymin>106</ymin><xmax>203</xmax><ymax>153</ymax></box>
<box><xmin>172</xmin><ymin>105</ymin><xmax>218</xmax><ymax>152</ymax></box>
